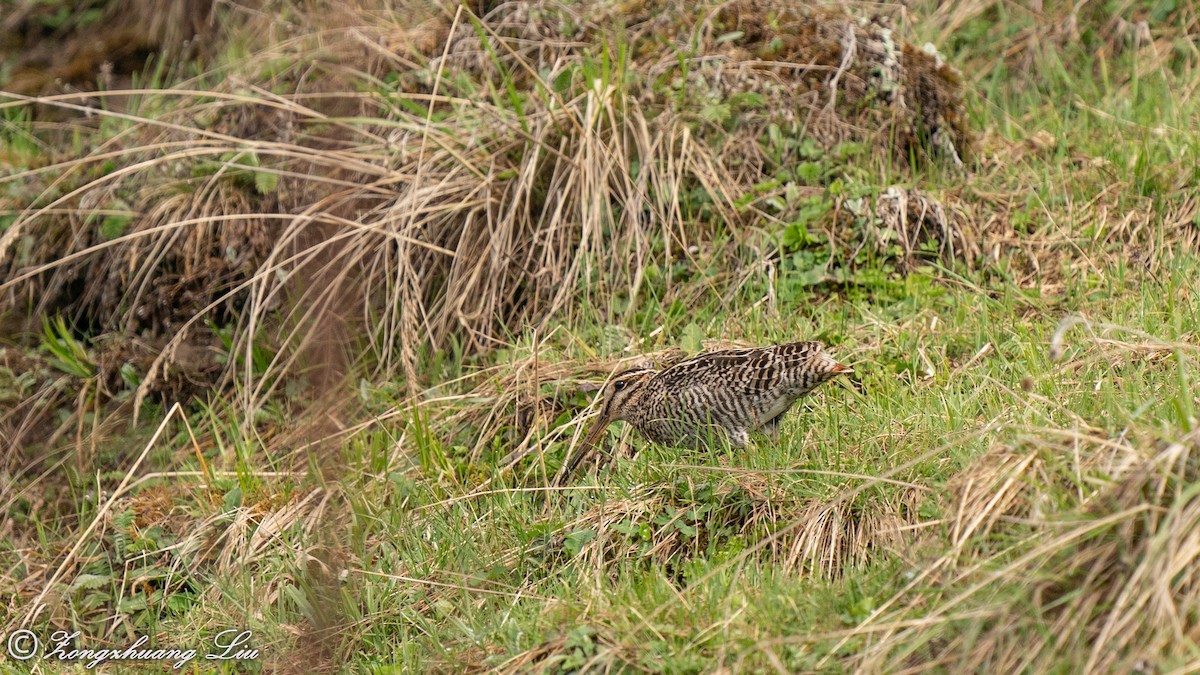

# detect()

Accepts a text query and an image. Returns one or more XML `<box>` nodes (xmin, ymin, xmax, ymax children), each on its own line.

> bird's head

<box><xmin>580</xmin><ymin>367</ymin><xmax>656</xmax><ymax>447</ymax></box>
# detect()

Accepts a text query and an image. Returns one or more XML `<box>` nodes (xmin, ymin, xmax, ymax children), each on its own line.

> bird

<box><xmin>557</xmin><ymin>341</ymin><xmax>852</xmax><ymax>483</ymax></box>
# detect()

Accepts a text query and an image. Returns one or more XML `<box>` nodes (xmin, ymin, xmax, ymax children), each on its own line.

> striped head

<box><xmin>557</xmin><ymin>367</ymin><xmax>657</xmax><ymax>484</ymax></box>
<box><xmin>581</xmin><ymin>367</ymin><xmax>656</xmax><ymax>445</ymax></box>
<box><xmin>596</xmin><ymin>367</ymin><xmax>656</xmax><ymax>423</ymax></box>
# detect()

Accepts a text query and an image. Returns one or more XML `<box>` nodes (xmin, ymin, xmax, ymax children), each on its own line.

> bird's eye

<box><xmin>613</xmin><ymin>380</ymin><xmax>627</xmax><ymax>391</ymax></box>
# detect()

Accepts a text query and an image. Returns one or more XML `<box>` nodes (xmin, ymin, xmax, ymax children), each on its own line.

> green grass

<box><xmin>4</xmin><ymin>0</ymin><xmax>1200</xmax><ymax>672</ymax></box>
<box><xmin>318</xmin><ymin>255</ymin><xmax>1199</xmax><ymax>671</ymax></box>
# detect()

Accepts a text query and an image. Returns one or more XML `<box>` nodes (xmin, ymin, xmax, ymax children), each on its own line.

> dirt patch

<box><xmin>1</xmin><ymin>1</ymin><xmax>220</xmax><ymax>95</ymax></box>
<box><xmin>709</xmin><ymin>1</ymin><xmax>972</xmax><ymax>166</ymax></box>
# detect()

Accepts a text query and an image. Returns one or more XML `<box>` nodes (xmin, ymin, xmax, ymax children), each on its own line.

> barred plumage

<box><xmin>558</xmin><ymin>341</ymin><xmax>851</xmax><ymax>482</ymax></box>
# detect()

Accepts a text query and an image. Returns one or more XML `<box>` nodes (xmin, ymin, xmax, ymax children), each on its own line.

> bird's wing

<box><xmin>655</xmin><ymin>342</ymin><xmax>829</xmax><ymax>419</ymax></box>
<box><xmin>654</xmin><ymin>348</ymin><xmax>785</xmax><ymax>402</ymax></box>
<box><xmin>661</xmin><ymin>342</ymin><xmax>823</xmax><ymax>387</ymax></box>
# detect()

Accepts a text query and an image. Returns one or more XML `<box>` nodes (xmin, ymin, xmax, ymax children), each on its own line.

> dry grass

<box><xmin>5</xmin><ymin>0</ymin><xmax>1194</xmax><ymax>451</ymax></box>
<box><xmin>837</xmin><ymin>339</ymin><xmax>1200</xmax><ymax>672</ymax></box>
<box><xmin>843</xmin><ymin>431</ymin><xmax>1200</xmax><ymax>672</ymax></box>
<box><xmin>1</xmin><ymin>0</ymin><xmax>975</xmax><ymax>433</ymax></box>
<box><xmin>3</xmin><ymin>0</ymin><xmax>1200</xmax><ymax>670</ymax></box>
<box><xmin>538</xmin><ymin>475</ymin><xmax>917</xmax><ymax>580</ymax></box>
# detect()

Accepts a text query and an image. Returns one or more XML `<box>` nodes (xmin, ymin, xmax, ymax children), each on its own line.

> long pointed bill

<box><xmin>831</xmin><ymin>361</ymin><xmax>853</xmax><ymax>374</ymax></box>
<box><xmin>557</xmin><ymin>413</ymin><xmax>612</xmax><ymax>485</ymax></box>
<box><xmin>579</xmin><ymin>415</ymin><xmax>611</xmax><ymax>449</ymax></box>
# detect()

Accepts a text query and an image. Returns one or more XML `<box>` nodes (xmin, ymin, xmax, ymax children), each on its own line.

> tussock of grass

<box><xmin>2</xmin><ymin>0</ymin><xmax>976</xmax><ymax>418</ymax></box>
<box><xmin>855</xmin><ymin>429</ymin><xmax>1200</xmax><ymax>672</ymax></box>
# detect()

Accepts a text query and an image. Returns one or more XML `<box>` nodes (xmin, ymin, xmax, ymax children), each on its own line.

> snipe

<box><xmin>558</xmin><ymin>341</ymin><xmax>851</xmax><ymax>483</ymax></box>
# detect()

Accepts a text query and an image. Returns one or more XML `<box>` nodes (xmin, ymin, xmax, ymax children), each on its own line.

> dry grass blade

<box><xmin>16</xmin><ymin>401</ymin><xmax>182</xmax><ymax>630</ymax></box>
<box><xmin>846</xmin><ymin>428</ymin><xmax>1200</xmax><ymax>672</ymax></box>
<box><xmin>1</xmin><ymin>0</ymin><xmax>977</xmax><ymax>440</ymax></box>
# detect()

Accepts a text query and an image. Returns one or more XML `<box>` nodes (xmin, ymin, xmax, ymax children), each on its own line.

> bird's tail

<box><xmin>815</xmin><ymin>346</ymin><xmax>852</xmax><ymax>375</ymax></box>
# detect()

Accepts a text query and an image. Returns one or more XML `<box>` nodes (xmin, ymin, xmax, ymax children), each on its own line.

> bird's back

<box><xmin>632</xmin><ymin>342</ymin><xmax>839</xmax><ymax>446</ymax></box>
<box><xmin>655</xmin><ymin>341</ymin><xmax>827</xmax><ymax>390</ymax></box>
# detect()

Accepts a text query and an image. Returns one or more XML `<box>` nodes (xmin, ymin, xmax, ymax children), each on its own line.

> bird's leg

<box><xmin>760</xmin><ymin>405</ymin><xmax>792</xmax><ymax>444</ymax></box>
<box><xmin>761</xmin><ymin>417</ymin><xmax>782</xmax><ymax>444</ymax></box>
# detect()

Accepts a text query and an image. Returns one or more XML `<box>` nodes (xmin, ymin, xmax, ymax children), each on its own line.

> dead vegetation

<box><xmin>864</xmin><ymin>186</ymin><xmax>978</xmax><ymax>271</ymax></box>
<box><xmin>5</xmin><ymin>0</ymin><xmax>1195</xmax><ymax>458</ymax></box>
<box><xmin>843</xmin><ymin>429</ymin><xmax>1200</xmax><ymax>672</ymax></box>
<box><xmin>710</xmin><ymin>0</ymin><xmax>972</xmax><ymax>166</ymax></box>
<box><xmin>537</xmin><ymin>476</ymin><xmax>919</xmax><ymax>582</ymax></box>
<box><xmin>1</xmin><ymin>0</ymin><xmax>222</xmax><ymax>95</ymax></box>
<box><xmin>3</xmin><ymin>0</ymin><xmax>1200</xmax><ymax>670</ymax></box>
<box><xmin>1</xmin><ymin>0</ymin><xmax>979</xmax><ymax>452</ymax></box>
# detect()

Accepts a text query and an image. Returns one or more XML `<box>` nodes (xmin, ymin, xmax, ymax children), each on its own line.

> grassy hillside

<box><xmin>3</xmin><ymin>0</ymin><xmax>1199</xmax><ymax>671</ymax></box>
